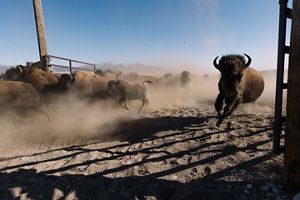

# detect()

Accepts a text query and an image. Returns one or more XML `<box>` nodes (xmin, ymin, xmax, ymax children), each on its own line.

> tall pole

<box><xmin>284</xmin><ymin>0</ymin><xmax>300</xmax><ymax>191</ymax></box>
<box><xmin>273</xmin><ymin>0</ymin><xmax>289</xmax><ymax>154</ymax></box>
<box><xmin>32</xmin><ymin>0</ymin><xmax>49</xmax><ymax>71</ymax></box>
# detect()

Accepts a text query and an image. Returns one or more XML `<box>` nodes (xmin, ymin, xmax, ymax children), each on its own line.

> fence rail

<box><xmin>48</xmin><ymin>54</ymin><xmax>96</xmax><ymax>73</ymax></box>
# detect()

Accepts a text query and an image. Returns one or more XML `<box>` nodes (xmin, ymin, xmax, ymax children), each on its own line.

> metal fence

<box><xmin>273</xmin><ymin>0</ymin><xmax>292</xmax><ymax>154</ymax></box>
<box><xmin>48</xmin><ymin>54</ymin><xmax>96</xmax><ymax>74</ymax></box>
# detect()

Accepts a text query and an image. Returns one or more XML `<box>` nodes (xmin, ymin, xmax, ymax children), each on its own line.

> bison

<box><xmin>0</xmin><ymin>80</ymin><xmax>50</xmax><ymax>120</ymax></box>
<box><xmin>3</xmin><ymin>65</ymin><xmax>60</xmax><ymax>92</ymax></box>
<box><xmin>67</xmin><ymin>71</ymin><xmax>109</xmax><ymax>99</ymax></box>
<box><xmin>158</xmin><ymin>71</ymin><xmax>191</xmax><ymax>88</ymax></box>
<box><xmin>213</xmin><ymin>53</ymin><xmax>264</xmax><ymax>126</ymax></box>
<box><xmin>179</xmin><ymin>70</ymin><xmax>191</xmax><ymax>87</ymax></box>
<box><xmin>95</xmin><ymin>69</ymin><xmax>122</xmax><ymax>81</ymax></box>
<box><xmin>106</xmin><ymin>79</ymin><xmax>152</xmax><ymax>113</ymax></box>
<box><xmin>41</xmin><ymin>73</ymin><xmax>75</xmax><ymax>95</ymax></box>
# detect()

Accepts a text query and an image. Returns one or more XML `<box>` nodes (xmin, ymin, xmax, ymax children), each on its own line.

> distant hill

<box><xmin>95</xmin><ymin>63</ymin><xmax>172</xmax><ymax>74</ymax></box>
<box><xmin>50</xmin><ymin>62</ymin><xmax>172</xmax><ymax>74</ymax></box>
<box><xmin>2</xmin><ymin>63</ymin><xmax>280</xmax><ymax>76</ymax></box>
<box><xmin>0</xmin><ymin>63</ymin><xmax>173</xmax><ymax>75</ymax></box>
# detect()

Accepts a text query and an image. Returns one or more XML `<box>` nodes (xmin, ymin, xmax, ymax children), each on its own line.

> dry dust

<box><xmin>0</xmin><ymin>70</ymin><xmax>278</xmax><ymax>151</ymax></box>
<box><xmin>0</xmin><ymin>70</ymin><xmax>290</xmax><ymax>200</ymax></box>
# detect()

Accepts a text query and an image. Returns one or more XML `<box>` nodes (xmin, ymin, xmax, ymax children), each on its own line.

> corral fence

<box><xmin>273</xmin><ymin>0</ymin><xmax>292</xmax><ymax>155</ymax></box>
<box><xmin>48</xmin><ymin>54</ymin><xmax>96</xmax><ymax>74</ymax></box>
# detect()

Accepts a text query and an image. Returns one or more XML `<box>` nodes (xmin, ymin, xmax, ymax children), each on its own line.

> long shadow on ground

<box><xmin>0</xmin><ymin>115</ymin><xmax>285</xmax><ymax>200</ymax></box>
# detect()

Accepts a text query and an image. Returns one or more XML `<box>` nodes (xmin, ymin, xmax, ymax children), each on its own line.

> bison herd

<box><xmin>0</xmin><ymin>64</ymin><xmax>191</xmax><ymax>117</ymax></box>
<box><xmin>0</xmin><ymin>53</ymin><xmax>264</xmax><ymax>126</ymax></box>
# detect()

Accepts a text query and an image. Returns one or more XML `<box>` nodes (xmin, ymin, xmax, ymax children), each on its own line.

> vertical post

<box><xmin>69</xmin><ymin>60</ymin><xmax>72</xmax><ymax>74</ymax></box>
<box><xmin>32</xmin><ymin>0</ymin><xmax>49</xmax><ymax>71</ymax></box>
<box><xmin>273</xmin><ymin>0</ymin><xmax>289</xmax><ymax>154</ymax></box>
<box><xmin>284</xmin><ymin>0</ymin><xmax>300</xmax><ymax>191</ymax></box>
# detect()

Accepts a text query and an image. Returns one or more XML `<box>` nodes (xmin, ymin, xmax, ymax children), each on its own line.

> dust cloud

<box><xmin>0</xmin><ymin>97</ymin><xmax>139</xmax><ymax>152</ymax></box>
<box><xmin>0</xmin><ymin>68</ymin><xmax>279</xmax><ymax>152</ymax></box>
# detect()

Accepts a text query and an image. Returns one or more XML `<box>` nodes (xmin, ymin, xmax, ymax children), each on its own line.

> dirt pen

<box><xmin>0</xmin><ymin>0</ymin><xmax>300</xmax><ymax>199</ymax></box>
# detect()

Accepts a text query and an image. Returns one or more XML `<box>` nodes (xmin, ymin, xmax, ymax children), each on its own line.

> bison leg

<box><xmin>216</xmin><ymin>99</ymin><xmax>240</xmax><ymax>127</ymax></box>
<box><xmin>225</xmin><ymin>100</ymin><xmax>240</xmax><ymax>119</ymax></box>
<box><xmin>139</xmin><ymin>98</ymin><xmax>148</xmax><ymax>113</ymax></box>
<box><xmin>119</xmin><ymin>96</ymin><xmax>129</xmax><ymax>110</ymax></box>
<box><xmin>123</xmin><ymin>97</ymin><xmax>130</xmax><ymax>110</ymax></box>
<box><xmin>215</xmin><ymin>93</ymin><xmax>224</xmax><ymax>118</ymax></box>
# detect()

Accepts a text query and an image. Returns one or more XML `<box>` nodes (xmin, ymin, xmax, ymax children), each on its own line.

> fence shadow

<box><xmin>0</xmin><ymin>115</ymin><xmax>284</xmax><ymax>200</ymax></box>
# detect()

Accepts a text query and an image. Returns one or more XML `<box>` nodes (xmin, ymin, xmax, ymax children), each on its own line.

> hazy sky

<box><xmin>0</xmin><ymin>0</ymin><xmax>285</xmax><ymax>72</ymax></box>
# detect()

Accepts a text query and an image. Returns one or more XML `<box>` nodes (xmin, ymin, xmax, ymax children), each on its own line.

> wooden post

<box><xmin>32</xmin><ymin>0</ymin><xmax>49</xmax><ymax>71</ymax></box>
<box><xmin>284</xmin><ymin>0</ymin><xmax>300</xmax><ymax>191</ymax></box>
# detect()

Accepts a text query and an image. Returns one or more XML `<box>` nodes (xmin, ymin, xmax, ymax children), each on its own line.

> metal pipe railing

<box><xmin>48</xmin><ymin>54</ymin><xmax>96</xmax><ymax>73</ymax></box>
<box><xmin>48</xmin><ymin>64</ymin><xmax>95</xmax><ymax>72</ymax></box>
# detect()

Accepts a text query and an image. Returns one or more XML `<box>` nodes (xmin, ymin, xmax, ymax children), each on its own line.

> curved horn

<box><xmin>213</xmin><ymin>56</ymin><xmax>220</xmax><ymax>70</ymax></box>
<box><xmin>244</xmin><ymin>53</ymin><xmax>252</xmax><ymax>68</ymax></box>
<box><xmin>16</xmin><ymin>65</ymin><xmax>23</xmax><ymax>74</ymax></box>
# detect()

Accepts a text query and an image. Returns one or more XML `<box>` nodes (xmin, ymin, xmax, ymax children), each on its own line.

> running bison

<box><xmin>213</xmin><ymin>53</ymin><xmax>264</xmax><ymax>126</ymax></box>
<box><xmin>3</xmin><ymin>65</ymin><xmax>60</xmax><ymax>92</ymax></box>
<box><xmin>106</xmin><ymin>80</ymin><xmax>152</xmax><ymax>113</ymax></box>
<box><xmin>179</xmin><ymin>70</ymin><xmax>191</xmax><ymax>87</ymax></box>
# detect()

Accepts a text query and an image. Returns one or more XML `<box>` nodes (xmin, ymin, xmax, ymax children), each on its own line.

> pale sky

<box><xmin>0</xmin><ymin>0</ymin><xmax>285</xmax><ymax>72</ymax></box>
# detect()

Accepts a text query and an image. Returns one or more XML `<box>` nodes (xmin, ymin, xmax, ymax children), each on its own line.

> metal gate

<box><xmin>273</xmin><ymin>0</ymin><xmax>293</xmax><ymax>154</ymax></box>
<box><xmin>48</xmin><ymin>55</ymin><xmax>96</xmax><ymax>74</ymax></box>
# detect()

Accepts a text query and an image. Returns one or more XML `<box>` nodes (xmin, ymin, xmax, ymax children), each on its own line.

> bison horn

<box><xmin>213</xmin><ymin>56</ymin><xmax>220</xmax><ymax>70</ymax></box>
<box><xmin>244</xmin><ymin>53</ymin><xmax>252</xmax><ymax>68</ymax></box>
<box><xmin>16</xmin><ymin>65</ymin><xmax>23</xmax><ymax>74</ymax></box>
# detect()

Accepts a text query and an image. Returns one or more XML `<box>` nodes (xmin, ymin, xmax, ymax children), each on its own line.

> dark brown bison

<box><xmin>106</xmin><ymin>80</ymin><xmax>152</xmax><ymax>113</ymax></box>
<box><xmin>158</xmin><ymin>71</ymin><xmax>191</xmax><ymax>88</ymax></box>
<box><xmin>213</xmin><ymin>53</ymin><xmax>264</xmax><ymax>126</ymax></box>
<box><xmin>179</xmin><ymin>70</ymin><xmax>191</xmax><ymax>86</ymax></box>
<box><xmin>41</xmin><ymin>73</ymin><xmax>75</xmax><ymax>95</ymax></box>
<box><xmin>3</xmin><ymin>65</ymin><xmax>60</xmax><ymax>92</ymax></box>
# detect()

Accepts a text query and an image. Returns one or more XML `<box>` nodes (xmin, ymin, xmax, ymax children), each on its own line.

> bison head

<box><xmin>59</xmin><ymin>74</ymin><xmax>75</xmax><ymax>89</ymax></box>
<box><xmin>213</xmin><ymin>54</ymin><xmax>252</xmax><ymax>97</ymax></box>
<box><xmin>106</xmin><ymin>80</ymin><xmax>120</xmax><ymax>97</ymax></box>
<box><xmin>95</xmin><ymin>69</ymin><xmax>104</xmax><ymax>76</ymax></box>
<box><xmin>213</xmin><ymin>54</ymin><xmax>251</xmax><ymax>74</ymax></box>
<box><xmin>4</xmin><ymin>65</ymin><xmax>25</xmax><ymax>81</ymax></box>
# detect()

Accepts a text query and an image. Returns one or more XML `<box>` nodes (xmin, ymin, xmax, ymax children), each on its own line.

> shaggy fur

<box><xmin>214</xmin><ymin>54</ymin><xmax>264</xmax><ymax>126</ymax></box>
<box><xmin>69</xmin><ymin>71</ymin><xmax>109</xmax><ymax>99</ymax></box>
<box><xmin>4</xmin><ymin>65</ymin><xmax>59</xmax><ymax>92</ymax></box>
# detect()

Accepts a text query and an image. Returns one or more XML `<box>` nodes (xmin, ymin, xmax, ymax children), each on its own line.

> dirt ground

<box><xmin>0</xmin><ymin>104</ymin><xmax>292</xmax><ymax>200</ymax></box>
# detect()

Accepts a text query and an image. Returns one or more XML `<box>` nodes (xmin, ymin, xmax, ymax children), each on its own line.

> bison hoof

<box><xmin>216</xmin><ymin>121</ymin><xmax>221</xmax><ymax>127</ymax></box>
